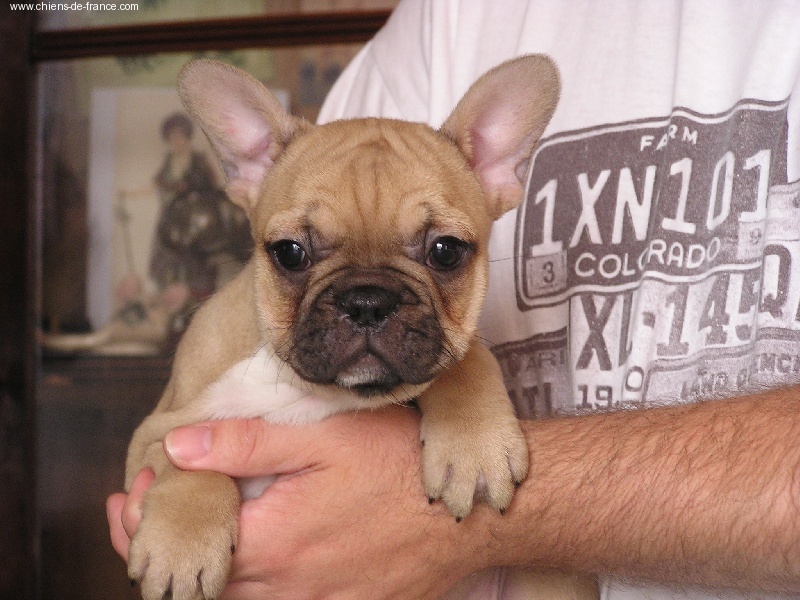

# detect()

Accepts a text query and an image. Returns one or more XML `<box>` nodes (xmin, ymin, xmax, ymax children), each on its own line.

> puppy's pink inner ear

<box><xmin>217</xmin><ymin>143</ymin><xmax>273</xmax><ymax>215</ymax></box>
<box><xmin>179</xmin><ymin>60</ymin><xmax>304</xmax><ymax>215</ymax></box>
<box><xmin>466</xmin><ymin>117</ymin><xmax>539</xmax><ymax>219</ymax></box>
<box><xmin>440</xmin><ymin>55</ymin><xmax>560</xmax><ymax>221</ymax></box>
<box><xmin>215</xmin><ymin>120</ymin><xmax>278</xmax><ymax>212</ymax></box>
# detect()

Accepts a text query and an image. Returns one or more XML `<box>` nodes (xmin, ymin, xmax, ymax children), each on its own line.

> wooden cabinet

<box><xmin>0</xmin><ymin>5</ymin><xmax>392</xmax><ymax>597</ymax></box>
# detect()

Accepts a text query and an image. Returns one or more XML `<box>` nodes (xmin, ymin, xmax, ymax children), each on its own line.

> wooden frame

<box><xmin>32</xmin><ymin>10</ymin><xmax>391</xmax><ymax>60</ymax></box>
<box><xmin>0</xmin><ymin>6</ymin><xmax>36</xmax><ymax>599</ymax></box>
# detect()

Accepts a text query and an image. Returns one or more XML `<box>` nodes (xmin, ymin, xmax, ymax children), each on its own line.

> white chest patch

<box><xmin>198</xmin><ymin>347</ymin><xmax>381</xmax><ymax>425</ymax></box>
<box><xmin>197</xmin><ymin>346</ymin><xmax>391</xmax><ymax>499</ymax></box>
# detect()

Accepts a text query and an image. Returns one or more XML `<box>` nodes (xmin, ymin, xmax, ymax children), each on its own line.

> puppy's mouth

<box><xmin>335</xmin><ymin>352</ymin><xmax>402</xmax><ymax>397</ymax></box>
<box><xmin>287</xmin><ymin>273</ymin><xmax>446</xmax><ymax>397</ymax></box>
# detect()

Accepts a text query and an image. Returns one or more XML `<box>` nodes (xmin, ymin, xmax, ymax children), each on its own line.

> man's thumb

<box><xmin>164</xmin><ymin>419</ymin><xmax>314</xmax><ymax>477</ymax></box>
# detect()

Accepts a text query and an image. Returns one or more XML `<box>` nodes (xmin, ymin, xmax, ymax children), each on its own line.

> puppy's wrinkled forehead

<box><xmin>253</xmin><ymin>118</ymin><xmax>487</xmax><ymax>251</ymax></box>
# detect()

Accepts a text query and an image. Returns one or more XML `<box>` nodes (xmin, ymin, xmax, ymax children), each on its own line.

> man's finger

<box><xmin>107</xmin><ymin>468</ymin><xmax>155</xmax><ymax>561</ymax></box>
<box><xmin>164</xmin><ymin>418</ymin><xmax>320</xmax><ymax>478</ymax></box>
<box><xmin>163</xmin><ymin>406</ymin><xmax>419</xmax><ymax>478</ymax></box>
<box><xmin>107</xmin><ymin>493</ymin><xmax>131</xmax><ymax>561</ymax></box>
<box><xmin>122</xmin><ymin>468</ymin><xmax>155</xmax><ymax>538</ymax></box>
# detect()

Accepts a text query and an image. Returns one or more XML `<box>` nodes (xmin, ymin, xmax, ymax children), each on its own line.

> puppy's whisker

<box><xmin>243</xmin><ymin>341</ymin><xmax>270</xmax><ymax>381</ymax></box>
<box><xmin>472</xmin><ymin>334</ymin><xmax>498</xmax><ymax>347</ymax></box>
<box><xmin>488</xmin><ymin>253</ymin><xmax>522</xmax><ymax>264</ymax></box>
<box><xmin>436</xmin><ymin>342</ymin><xmax>461</xmax><ymax>371</ymax></box>
<box><xmin>273</xmin><ymin>343</ymin><xmax>291</xmax><ymax>383</ymax></box>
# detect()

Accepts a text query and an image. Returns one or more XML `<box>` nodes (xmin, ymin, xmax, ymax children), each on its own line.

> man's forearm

<box><xmin>491</xmin><ymin>387</ymin><xmax>800</xmax><ymax>591</ymax></box>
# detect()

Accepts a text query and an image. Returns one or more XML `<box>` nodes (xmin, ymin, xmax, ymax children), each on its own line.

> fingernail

<box><xmin>165</xmin><ymin>425</ymin><xmax>211</xmax><ymax>464</ymax></box>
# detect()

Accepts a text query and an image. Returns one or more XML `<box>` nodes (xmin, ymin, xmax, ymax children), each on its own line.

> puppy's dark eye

<box><xmin>269</xmin><ymin>240</ymin><xmax>311</xmax><ymax>272</ymax></box>
<box><xmin>426</xmin><ymin>236</ymin><xmax>469</xmax><ymax>271</ymax></box>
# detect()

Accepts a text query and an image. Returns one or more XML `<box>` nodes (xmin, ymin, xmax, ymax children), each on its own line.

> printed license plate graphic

<box><xmin>501</xmin><ymin>98</ymin><xmax>799</xmax><ymax>413</ymax></box>
<box><xmin>496</xmin><ymin>250</ymin><xmax>800</xmax><ymax>413</ymax></box>
<box><xmin>515</xmin><ymin>99</ymin><xmax>790</xmax><ymax>309</ymax></box>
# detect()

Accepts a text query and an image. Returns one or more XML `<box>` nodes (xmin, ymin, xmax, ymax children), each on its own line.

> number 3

<box><xmin>542</xmin><ymin>261</ymin><xmax>555</xmax><ymax>284</ymax></box>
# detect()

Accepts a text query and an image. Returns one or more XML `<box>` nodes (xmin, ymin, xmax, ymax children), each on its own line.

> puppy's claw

<box><xmin>420</xmin><ymin>403</ymin><xmax>528</xmax><ymax>522</ymax></box>
<box><xmin>129</xmin><ymin>472</ymin><xmax>239</xmax><ymax>600</ymax></box>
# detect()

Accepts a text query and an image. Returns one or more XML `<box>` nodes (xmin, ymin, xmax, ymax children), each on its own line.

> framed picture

<box><xmin>76</xmin><ymin>86</ymin><xmax>289</xmax><ymax>354</ymax></box>
<box><xmin>40</xmin><ymin>45</ymin><xmax>355</xmax><ymax>355</ymax></box>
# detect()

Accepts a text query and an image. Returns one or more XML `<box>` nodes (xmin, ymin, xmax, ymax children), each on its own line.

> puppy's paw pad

<box><xmin>421</xmin><ymin>415</ymin><xmax>528</xmax><ymax>520</ymax></box>
<box><xmin>129</xmin><ymin>514</ymin><xmax>236</xmax><ymax>600</ymax></box>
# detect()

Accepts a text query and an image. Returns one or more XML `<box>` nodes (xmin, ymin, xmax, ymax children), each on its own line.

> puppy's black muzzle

<box><xmin>289</xmin><ymin>271</ymin><xmax>444</xmax><ymax>394</ymax></box>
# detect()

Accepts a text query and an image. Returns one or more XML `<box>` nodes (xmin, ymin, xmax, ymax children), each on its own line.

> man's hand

<box><xmin>107</xmin><ymin>405</ymin><xmax>502</xmax><ymax>600</ymax></box>
<box><xmin>109</xmin><ymin>388</ymin><xmax>800</xmax><ymax>597</ymax></box>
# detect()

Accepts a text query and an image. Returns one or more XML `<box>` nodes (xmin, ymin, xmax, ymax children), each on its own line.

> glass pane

<box><xmin>39</xmin><ymin>45</ymin><xmax>360</xmax><ymax>354</ymax></box>
<box><xmin>36</xmin><ymin>44</ymin><xmax>362</xmax><ymax>599</ymax></box>
<box><xmin>37</xmin><ymin>0</ymin><xmax>397</xmax><ymax>30</ymax></box>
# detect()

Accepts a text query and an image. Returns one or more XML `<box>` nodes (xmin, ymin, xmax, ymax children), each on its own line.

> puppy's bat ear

<box><xmin>178</xmin><ymin>59</ymin><xmax>309</xmax><ymax>216</ymax></box>
<box><xmin>440</xmin><ymin>54</ymin><xmax>560</xmax><ymax>220</ymax></box>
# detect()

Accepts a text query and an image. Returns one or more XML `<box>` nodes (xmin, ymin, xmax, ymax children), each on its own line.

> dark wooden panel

<box><xmin>32</xmin><ymin>10</ymin><xmax>390</xmax><ymax>61</ymax></box>
<box><xmin>39</xmin><ymin>355</ymin><xmax>171</xmax><ymax>600</ymax></box>
<box><xmin>0</xmin><ymin>5</ymin><xmax>36</xmax><ymax>600</ymax></box>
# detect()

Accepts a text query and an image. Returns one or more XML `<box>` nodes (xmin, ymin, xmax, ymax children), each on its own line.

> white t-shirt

<box><xmin>319</xmin><ymin>1</ymin><xmax>800</xmax><ymax>599</ymax></box>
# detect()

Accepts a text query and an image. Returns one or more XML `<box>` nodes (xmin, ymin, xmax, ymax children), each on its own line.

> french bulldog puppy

<box><xmin>125</xmin><ymin>55</ymin><xmax>591</xmax><ymax>600</ymax></box>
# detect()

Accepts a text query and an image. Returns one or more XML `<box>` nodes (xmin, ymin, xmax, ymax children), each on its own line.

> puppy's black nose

<box><xmin>336</xmin><ymin>286</ymin><xmax>400</xmax><ymax>329</ymax></box>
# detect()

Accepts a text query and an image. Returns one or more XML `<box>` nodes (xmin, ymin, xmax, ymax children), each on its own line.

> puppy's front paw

<box><xmin>420</xmin><ymin>406</ymin><xmax>528</xmax><ymax>521</ymax></box>
<box><xmin>128</xmin><ymin>471</ymin><xmax>240</xmax><ymax>600</ymax></box>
